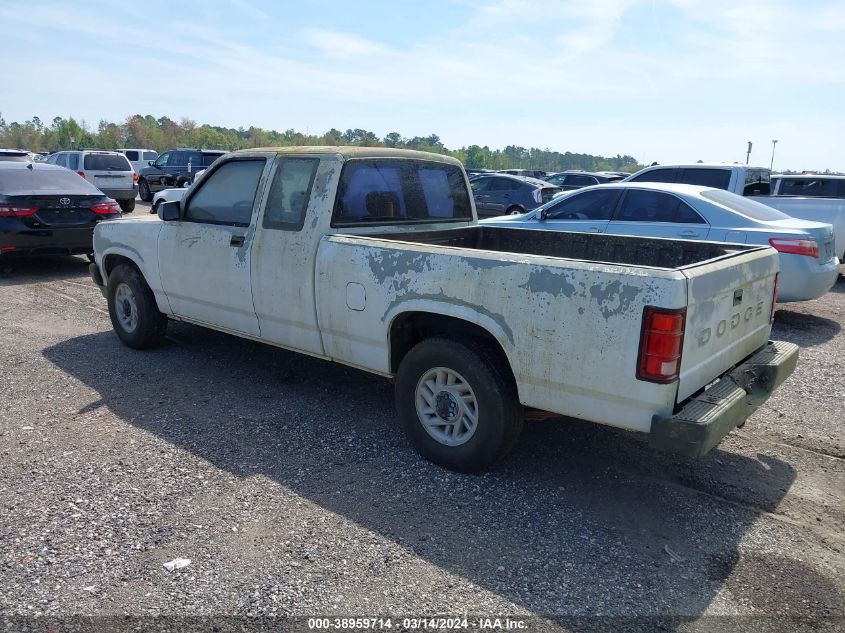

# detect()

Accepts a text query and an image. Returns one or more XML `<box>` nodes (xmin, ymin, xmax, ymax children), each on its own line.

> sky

<box><xmin>1</xmin><ymin>0</ymin><xmax>844</xmax><ymax>171</ymax></box>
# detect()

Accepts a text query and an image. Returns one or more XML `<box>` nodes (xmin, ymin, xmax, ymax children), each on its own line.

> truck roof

<box><xmin>238</xmin><ymin>145</ymin><xmax>462</xmax><ymax>166</ymax></box>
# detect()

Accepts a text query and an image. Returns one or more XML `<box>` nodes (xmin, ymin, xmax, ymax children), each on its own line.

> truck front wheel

<box><xmin>395</xmin><ymin>337</ymin><xmax>523</xmax><ymax>473</ymax></box>
<box><xmin>107</xmin><ymin>264</ymin><xmax>167</xmax><ymax>349</ymax></box>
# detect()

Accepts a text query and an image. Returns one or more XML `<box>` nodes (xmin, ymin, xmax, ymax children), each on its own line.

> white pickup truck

<box><xmin>626</xmin><ymin>163</ymin><xmax>845</xmax><ymax>262</ymax></box>
<box><xmin>90</xmin><ymin>147</ymin><xmax>797</xmax><ymax>472</ymax></box>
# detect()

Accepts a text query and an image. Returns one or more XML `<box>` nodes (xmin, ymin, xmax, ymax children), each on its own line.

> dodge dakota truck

<box><xmin>90</xmin><ymin>147</ymin><xmax>797</xmax><ymax>473</ymax></box>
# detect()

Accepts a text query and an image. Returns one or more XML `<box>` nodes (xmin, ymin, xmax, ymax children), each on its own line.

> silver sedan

<box><xmin>481</xmin><ymin>182</ymin><xmax>840</xmax><ymax>302</ymax></box>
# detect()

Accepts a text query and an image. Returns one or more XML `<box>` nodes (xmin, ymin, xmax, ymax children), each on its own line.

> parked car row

<box><xmin>482</xmin><ymin>182</ymin><xmax>838</xmax><ymax>303</ymax></box>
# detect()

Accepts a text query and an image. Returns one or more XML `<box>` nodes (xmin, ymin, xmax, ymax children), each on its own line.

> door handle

<box><xmin>587</xmin><ymin>227</ymin><xmax>601</xmax><ymax>233</ymax></box>
<box><xmin>230</xmin><ymin>235</ymin><xmax>245</xmax><ymax>247</ymax></box>
<box><xmin>678</xmin><ymin>230</ymin><xmax>697</xmax><ymax>237</ymax></box>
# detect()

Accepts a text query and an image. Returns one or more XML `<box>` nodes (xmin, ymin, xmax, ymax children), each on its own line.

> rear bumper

<box><xmin>650</xmin><ymin>340</ymin><xmax>798</xmax><ymax>457</ymax></box>
<box><xmin>777</xmin><ymin>255</ymin><xmax>839</xmax><ymax>302</ymax></box>
<box><xmin>99</xmin><ymin>186</ymin><xmax>138</xmax><ymax>201</ymax></box>
<box><xmin>1</xmin><ymin>226</ymin><xmax>95</xmax><ymax>256</ymax></box>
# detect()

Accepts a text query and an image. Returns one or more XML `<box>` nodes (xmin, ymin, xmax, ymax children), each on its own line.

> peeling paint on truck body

<box><xmin>93</xmin><ymin>146</ymin><xmax>782</xmax><ymax>446</ymax></box>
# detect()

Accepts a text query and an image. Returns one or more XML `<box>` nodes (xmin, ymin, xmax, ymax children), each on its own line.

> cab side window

<box><xmin>154</xmin><ymin>152</ymin><xmax>171</xmax><ymax>167</ymax></box>
<box><xmin>184</xmin><ymin>159</ymin><xmax>266</xmax><ymax>226</ymax></box>
<box><xmin>263</xmin><ymin>157</ymin><xmax>319</xmax><ymax>231</ymax></box>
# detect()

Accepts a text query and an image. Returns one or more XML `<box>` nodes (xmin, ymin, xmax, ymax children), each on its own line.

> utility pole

<box><xmin>745</xmin><ymin>141</ymin><xmax>752</xmax><ymax>165</ymax></box>
<box><xmin>770</xmin><ymin>139</ymin><xmax>778</xmax><ymax>171</ymax></box>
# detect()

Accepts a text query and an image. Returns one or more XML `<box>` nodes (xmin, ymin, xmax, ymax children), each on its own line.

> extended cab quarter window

<box><xmin>333</xmin><ymin>160</ymin><xmax>472</xmax><ymax>226</ymax></box>
<box><xmin>545</xmin><ymin>188</ymin><xmax>620</xmax><ymax>220</ymax></box>
<box><xmin>263</xmin><ymin>157</ymin><xmax>319</xmax><ymax>230</ymax></box>
<box><xmin>185</xmin><ymin>159</ymin><xmax>266</xmax><ymax>226</ymax></box>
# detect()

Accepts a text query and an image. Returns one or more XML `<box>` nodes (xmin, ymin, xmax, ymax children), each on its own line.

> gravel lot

<box><xmin>1</xmin><ymin>209</ymin><xmax>843</xmax><ymax>630</ymax></box>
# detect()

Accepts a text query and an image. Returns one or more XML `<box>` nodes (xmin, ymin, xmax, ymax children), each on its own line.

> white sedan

<box><xmin>481</xmin><ymin>182</ymin><xmax>839</xmax><ymax>303</ymax></box>
<box><xmin>150</xmin><ymin>170</ymin><xmax>205</xmax><ymax>214</ymax></box>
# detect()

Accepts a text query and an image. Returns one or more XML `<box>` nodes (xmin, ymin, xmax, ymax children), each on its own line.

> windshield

<box><xmin>701</xmin><ymin>188</ymin><xmax>790</xmax><ymax>221</ymax></box>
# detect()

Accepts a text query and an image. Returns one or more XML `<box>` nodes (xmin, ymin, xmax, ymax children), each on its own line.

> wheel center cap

<box><xmin>435</xmin><ymin>391</ymin><xmax>460</xmax><ymax>422</ymax></box>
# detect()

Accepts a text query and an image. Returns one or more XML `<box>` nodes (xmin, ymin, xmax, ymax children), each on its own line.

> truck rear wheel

<box><xmin>395</xmin><ymin>337</ymin><xmax>523</xmax><ymax>473</ymax></box>
<box><xmin>107</xmin><ymin>263</ymin><xmax>167</xmax><ymax>349</ymax></box>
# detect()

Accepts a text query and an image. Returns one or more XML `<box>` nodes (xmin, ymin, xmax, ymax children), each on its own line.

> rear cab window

<box><xmin>332</xmin><ymin>159</ymin><xmax>472</xmax><ymax>226</ymax></box>
<box><xmin>778</xmin><ymin>177</ymin><xmax>845</xmax><ymax>197</ymax></box>
<box><xmin>84</xmin><ymin>153</ymin><xmax>131</xmax><ymax>171</ymax></box>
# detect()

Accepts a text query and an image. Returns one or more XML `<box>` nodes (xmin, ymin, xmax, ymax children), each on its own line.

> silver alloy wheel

<box><xmin>415</xmin><ymin>367</ymin><xmax>479</xmax><ymax>446</ymax></box>
<box><xmin>114</xmin><ymin>282</ymin><xmax>139</xmax><ymax>333</ymax></box>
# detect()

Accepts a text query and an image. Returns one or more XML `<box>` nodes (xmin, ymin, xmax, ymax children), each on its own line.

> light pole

<box><xmin>745</xmin><ymin>141</ymin><xmax>752</xmax><ymax>165</ymax></box>
<box><xmin>770</xmin><ymin>139</ymin><xmax>778</xmax><ymax>171</ymax></box>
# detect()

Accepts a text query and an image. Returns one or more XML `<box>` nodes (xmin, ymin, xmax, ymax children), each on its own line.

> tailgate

<box><xmin>678</xmin><ymin>247</ymin><xmax>778</xmax><ymax>402</ymax></box>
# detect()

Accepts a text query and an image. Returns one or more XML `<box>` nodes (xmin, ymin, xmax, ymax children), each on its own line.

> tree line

<box><xmin>0</xmin><ymin>113</ymin><xmax>642</xmax><ymax>173</ymax></box>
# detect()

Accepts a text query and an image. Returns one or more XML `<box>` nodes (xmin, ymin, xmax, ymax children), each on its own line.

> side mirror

<box><xmin>148</xmin><ymin>160</ymin><xmax>155</xmax><ymax>166</ymax></box>
<box><xmin>159</xmin><ymin>200</ymin><xmax>181</xmax><ymax>221</ymax></box>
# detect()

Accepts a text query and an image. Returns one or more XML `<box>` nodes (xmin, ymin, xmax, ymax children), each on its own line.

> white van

<box><xmin>118</xmin><ymin>149</ymin><xmax>158</xmax><ymax>175</ymax></box>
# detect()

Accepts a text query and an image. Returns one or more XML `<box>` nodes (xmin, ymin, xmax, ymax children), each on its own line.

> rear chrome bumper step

<box><xmin>650</xmin><ymin>340</ymin><xmax>799</xmax><ymax>457</ymax></box>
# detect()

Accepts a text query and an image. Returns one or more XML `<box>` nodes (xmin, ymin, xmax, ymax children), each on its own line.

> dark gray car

<box><xmin>470</xmin><ymin>174</ymin><xmax>561</xmax><ymax>217</ymax></box>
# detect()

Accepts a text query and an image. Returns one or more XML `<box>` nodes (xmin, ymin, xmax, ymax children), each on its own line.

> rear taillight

<box><xmin>77</xmin><ymin>171</ymin><xmax>86</xmax><ymax>178</ymax></box>
<box><xmin>771</xmin><ymin>273</ymin><xmax>779</xmax><ymax>320</ymax></box>
<box><xmin>768</xmin><ymin>237</ymin><xmax>818</xmax><ymax>258</ymax></box>
<box><xmin>91</xmin><ymin>201</ymin><xmax>121</xmax><ymax>215</ymax></box>
<box><xmin>132</xmin><ymin>172</ymin><xmax>139</xmax><ymax>183</ymax></box>
<box><xmin>532</xmin><ymin>189</ymin><xmax>543</xmax><ymax>204</ymax></box>
<box><xmin>637</xmin><ymin>307</ymin><xmax>686</xmax><ymax>383</ymax></box>
<box><xmin>0</xmin><ymin>205</ymin><xmax>37</xmax><ymax>217</ymax></box>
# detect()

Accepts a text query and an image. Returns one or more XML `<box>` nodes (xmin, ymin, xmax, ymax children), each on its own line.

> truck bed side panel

<box><xmin>315</xmin><ymin>236</ymin><xmax>687</xmax><ymax>432</ymax></box>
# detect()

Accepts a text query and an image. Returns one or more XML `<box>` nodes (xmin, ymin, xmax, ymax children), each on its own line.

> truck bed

<box><xmin>372</xmin><ymin>225</ymin><xmax>758</xmax><ymax>269</ymax></box>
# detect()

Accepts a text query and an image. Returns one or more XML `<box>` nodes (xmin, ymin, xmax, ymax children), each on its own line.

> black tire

<box><xmin>506</xmin><ymin>205</ymin><xmax>524</xmax><ymax>215</ymax></box>
<box><xmin>86</xmin><ymin>253</ymin><xmax>95</xmax><ymax>263</ymax></box>
<box><xmin>394</xmin><ymin>337</ymin><xmax>523</xmax><ymax>473</ymax></box>
<box><xmin>107</xmin><ymin>263</ymin><xmax>167</xmax><ymax>349</ymax></box>
<box><xmin>118</xmin><ymin>198</ymin><xmax>136</xmax><ymax>213</ymax></box>
<box><xmin>151</xmin><ymin>199</ymin><xmax>160</xmax><ymax>214</ymax></box>
<box><xmin>138</xmin><ymin>179</ymin><xmax>152</xmax><ymax>202</ymax></box>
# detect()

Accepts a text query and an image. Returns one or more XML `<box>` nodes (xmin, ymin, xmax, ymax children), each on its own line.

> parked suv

<box><xmin>118</xmin><ymin>148</ymin><xmax>158</xmax><ymax>175</ymax></box>
<box><xmin>138</xmin><ymin>148</ymin><xmax>226</xmax><ymax>201</ymax></box>
<box><xmin>45</xmin><ymin>150</ymin><xmax>137</xmax><ymax>212</ymax></box>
